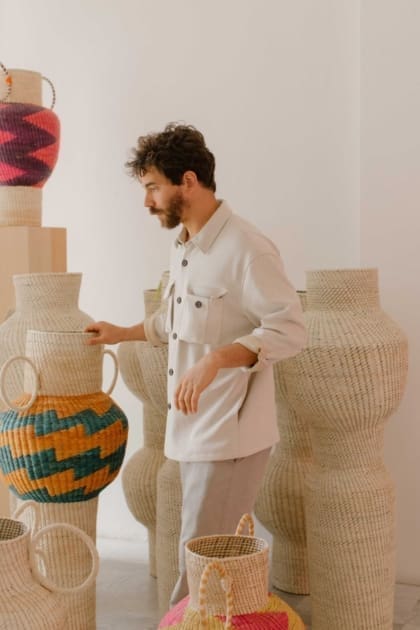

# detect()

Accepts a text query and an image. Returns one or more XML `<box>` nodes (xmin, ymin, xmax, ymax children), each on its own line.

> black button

<box><xmin>172</xmin><ymin>333</ymin><xmax>178</xmax><ymax>340</ymax></box>
<box><xmin>167</xmin><ymin>402</ymin><xmax>171</xmax><ymax>410</ymax></box>
<box><xmin>195</xmin><ymin>300</ymin><xmax>202</xmax><ymax>308</ymax></box>
<box><xmin>176</xmin><ymin>297</ymin><xmax>182</xmax><ymax>304</ymax></box>
<box><xmin>169</xmin><ymin>368</ymin><xmax>174</xmax><ymax>376</ymax></box>
<box><xmin>182</xmin><ymin>259</ymin><xmax>188</xmax><ymax>267</ymax></box>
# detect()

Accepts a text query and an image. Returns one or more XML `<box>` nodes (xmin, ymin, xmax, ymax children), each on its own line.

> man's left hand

<box><xmin>174</xmin><ymin>354</ymin><xmax>219</xmax><ymax>415</ymax></box>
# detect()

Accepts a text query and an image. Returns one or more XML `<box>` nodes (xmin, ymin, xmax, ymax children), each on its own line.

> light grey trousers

<box><xmin>169</xmin><ymin>447</ymin><xmax>271</xmax><ymax>607</ymax></box>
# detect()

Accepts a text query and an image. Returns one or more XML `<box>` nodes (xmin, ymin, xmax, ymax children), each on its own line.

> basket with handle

<box><xmin>158</xmin><ymin>514</ymin><xmax>306</xmax><ymax>629</ymax></box>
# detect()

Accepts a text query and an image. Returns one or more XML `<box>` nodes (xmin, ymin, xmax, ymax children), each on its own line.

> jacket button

<box><xmin>167</xmin><ymin>402</ymin><xmax>171</xmax><ymax>410</ymax></box>
<box><xmin>172</xmin><ymin>333</ymin><xmax>178</xmax><ymax>340</ymax></box>
<box><xmin>177</xmin><ymin>297</ymin><xmax>182</xmax><ymax>304</ymax></box>
<box><xmin>195</xmin><ymin>300</ymin><xmax>202</xmax><ymax>308</ymax></box>
<box><xmin>169</xmin><ymin>368</ymin><xmax>174</xmax><ymax>376</ymax></box>
<box><xmin>182</xmin><ymin>259</ymin><xmax>188</xmax><ymax>267</ymax></box>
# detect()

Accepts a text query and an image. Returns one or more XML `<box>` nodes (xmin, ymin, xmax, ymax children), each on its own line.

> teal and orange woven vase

<box><xmin>158</xmin><ymin>515</ymin><xmax>305</xmax><ymax>629</ymax></box>
<box><xmin>0</xmin><ymin>330</ymin><xmax>129</xmax><ymax>630</ymax></box>
<box><xmin>0</xmin><ymin>64</ymin><xmax>60</xmax><ymax>227</ymax></box>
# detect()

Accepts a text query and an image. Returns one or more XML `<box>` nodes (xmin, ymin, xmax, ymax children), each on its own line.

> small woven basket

<box><xmin>159</xmin><ymin>515</ymin><xmax>305</xmax><ymax>629</ymax></box>
<box><xmin>186</xmin><ymin>514</ymin><xmax>268</xmax><ymax>616</ymax></box>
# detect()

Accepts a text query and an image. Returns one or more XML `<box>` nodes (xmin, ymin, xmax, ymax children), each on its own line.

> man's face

<box><xmin>140</xmin><ymin>167</ymin><xmax>186</xmax><ymax>229</ymax></box>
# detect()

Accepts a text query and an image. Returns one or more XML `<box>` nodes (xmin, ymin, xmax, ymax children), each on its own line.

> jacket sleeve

<box><xmin>143</xmin><ymin>299</ymin><xmax>169</xmax><ymax>346</ymax></box>
<box><xmin>234</xmin><ymin>253</ymin><xmax>307</xmax><ymax>372</ymax></box>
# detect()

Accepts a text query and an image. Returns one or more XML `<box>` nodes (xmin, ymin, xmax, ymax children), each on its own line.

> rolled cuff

<box><xmin>234</xmin><ymin>334</ymin><xmax>270</xmax><ymax>373</ymax></box>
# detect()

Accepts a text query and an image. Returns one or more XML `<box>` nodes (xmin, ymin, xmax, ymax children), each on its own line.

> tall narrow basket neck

<box><xmin>8</xmin><ymin>69</ymin><xmax>42</xmax><ymax>105</ymax></box>
<box><xmin>306</xmin><ymin>269</ymin><xmax>380</xmax><ymax>311</ymax></box>
<box><xmin>14</xmin><ymin>274</ymin><xmax>82</xmax><ymax>311</ymax></box>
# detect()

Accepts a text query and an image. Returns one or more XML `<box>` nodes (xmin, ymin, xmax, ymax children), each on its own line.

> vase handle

<box><xmin>234</xmin><ymin>513</ymin><xmax>254</xmax><ymax>537</ymax></box>
<box><xmin>29</xmin><ymin>522</ymin><xmax>99</xmax><ymax>594</ymax></box>
<box><xmin>0</xmin><ymin>356</ymin><xmax>39</xmax><ymax>412</ymax></box>
<box><xmin>0</xmin><ymin>62</ymin><xmax>12</xmax><ymax>102</ymax></box>
<box><xmin>102</xmin><ymin>349</ymin><xmax>119</xmax><ymax>395</ymax></box>
<box><xmin>199</xmin><ymin>561</ymin><xmax>233</xmax><ymax>630</ymax></box>
<box><xmin>12</xmin><ymin>499</ymin><xmax>40</xmax><ymax>533</ymax></box>
<box><xmin>42</xmin><ymin>75</ymin><xmax>56</xmax><ymax>110</ymax></box>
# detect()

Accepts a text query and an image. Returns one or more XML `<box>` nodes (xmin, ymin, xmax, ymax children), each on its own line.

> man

<box><xmin>86</xmin><ymin>122</ymin><xmax>306</xmax><ymax>606</ymax></box>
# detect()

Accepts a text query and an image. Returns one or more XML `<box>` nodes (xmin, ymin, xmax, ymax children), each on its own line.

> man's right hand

<box><xmin>84</xmin><ymin>322</ymin><xmax>126</xmax><ymax>345</ymax></box>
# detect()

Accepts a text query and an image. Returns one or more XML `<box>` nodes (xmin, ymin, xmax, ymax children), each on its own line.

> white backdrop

<box><xmin>2</xmin><ymin>0</ymin><xmax>417</xmax><ymax>584</ymax></box>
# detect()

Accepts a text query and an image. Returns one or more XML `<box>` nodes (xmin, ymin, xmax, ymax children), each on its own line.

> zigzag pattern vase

<box><xmin>0</xmin><ymin>330</ymin><xmax>129</xmax><ymax>629</ymax></box>
<box><xmin>0</xmin><ymin>67</ymin><xmax>59</xmax><ymax>226</ymax></box>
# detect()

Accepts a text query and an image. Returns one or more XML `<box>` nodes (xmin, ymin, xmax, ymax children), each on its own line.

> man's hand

<box><xmin>85</xmin><ymin>322</ymin><xmax>127</xmax><ymax>345</ymax></box>
<box><xmin>84</xmin><ymin>321</ymin><xmax>146</xmax><ymax>345</ymax></box>
<box><xmin>175</xmin><ymin>354</ymin><xmax>220</xmax><ymax>415</ymax></box>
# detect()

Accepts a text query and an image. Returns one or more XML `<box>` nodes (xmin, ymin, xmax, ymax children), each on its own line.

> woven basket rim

<box><xmin>186</xmin><ymin>533</ymin><xmax>269</xmax><ymax>561</ymax></box>
<box><xmin>0</xmin><ymin>518</ymin><xmax>28</xmax><ymax>542</ymax></box>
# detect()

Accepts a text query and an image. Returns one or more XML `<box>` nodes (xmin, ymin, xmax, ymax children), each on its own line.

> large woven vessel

<box><xmin>282</xmin><ymin>268</ymin><xmax>408</xmax><ymax>630</ymax></box>
<box><xmin>255</xmin><ymin>291</ymin><xmax>311</xmax><ymax>594</ymax></box>
<box><xmin>0</xmin><ymin>66</ymin><xmax>59</xmax><ymax>226</ymax></box>
<box><xmin>119</xmin><ymin>272</ymin><xmax>169</xmax><ymax>578</ymax></box>
<box><xmin>0</xmin><ymin>330</ymin><xmax>128</xmax><ymax>630</ymax></box>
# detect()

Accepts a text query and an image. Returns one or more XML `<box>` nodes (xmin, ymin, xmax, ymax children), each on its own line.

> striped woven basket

<box><xmin>158</xmin><ymin>515</ymin><xmax>305</xmax><ymax>629</ymax></box>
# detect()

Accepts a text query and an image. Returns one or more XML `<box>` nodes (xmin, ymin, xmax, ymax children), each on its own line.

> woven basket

<box><xmin>159</xmin><ymin>515</ymin><xmax>305</xmax><ymax>629</ymax></box>
<box><xmin>0</xmin><ymin>500</ymin><xmax>98</xmax><ymax>629</ymax></box>
<box><xmin>282</xmin><ymin>268</ymin><xmax>408</xmax><ymax>630</ymax></box>
<box><xmin>119</xmin><ymin>271</ymin><xmax>169</xmax><ymax>577</ymax></box>
<box><xmin>0</xmin><ymin>272</ymin><xmax>93</xmax><ymax>406</ymax></box>
<box><xmin>0</xmin><ymin>331</ymin><xmax>128</xmax><ymax>502</ymax></box>
<box><xmin>0</xmin><ymin>67</ymin><xmax>59</xmax><ymax>228</ymax></box>
<box><xmin>255</xmin><ymin>291</ymin><xmax>311</xmax><ymax>594</ymax></box>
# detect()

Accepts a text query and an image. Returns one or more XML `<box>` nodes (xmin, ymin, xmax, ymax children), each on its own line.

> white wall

<box><xmin>361</xmin><ymin>0</ymin><xmax>420</xmax><ymax>584</ymax></box>
<box><xmin>0</xmin><ymin>0</ymin><xmax>369</xmax><ymax>561</ymax></box>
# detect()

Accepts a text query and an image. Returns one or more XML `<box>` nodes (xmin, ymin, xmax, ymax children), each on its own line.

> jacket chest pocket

<box><xmin>178</xmin><ymin>287</ymin><xmax>227</xmax><ymax>345</ymax></box>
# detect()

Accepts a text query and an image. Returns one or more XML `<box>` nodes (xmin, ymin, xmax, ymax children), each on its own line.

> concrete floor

<box><xmin>96</xmin><ymin>535</ymin><xmax>420</xmax><ymax>629</ymax></box>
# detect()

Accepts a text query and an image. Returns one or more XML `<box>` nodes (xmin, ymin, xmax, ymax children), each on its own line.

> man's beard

<box><xmin>150</xmin><ymin>191</ymin><xmax>184</xmax><ymax>229</ymax></box>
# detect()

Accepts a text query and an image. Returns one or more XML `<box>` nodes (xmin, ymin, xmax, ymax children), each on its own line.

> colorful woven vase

<box><xmin>158</xmin><ymin>515</ymin><xmax>305</xmax><ymax>629</ymax></box>
<box><xmin>0</xmin><ymin>66</ymin><xmax>60</xmax><ymax>226</ymax></box>
<box><xmin>0</xmin><ymin>330</ymin><xmax>128</xmax><ymax>502</ymax></box>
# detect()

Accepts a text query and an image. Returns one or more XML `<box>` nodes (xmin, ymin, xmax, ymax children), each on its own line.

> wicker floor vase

<box><xmin>255</xmin><ymin>291</ymin><xmax>312</xmax><ymax>594</ymax></box>
<box><xmin>0</xmin><ymin>330</ymin><xmax>129</xmax><ymax>629</ymax></box>
<box><xmin>282</xmin><ymin>269</ymin><xmax>408</xmax><ymax>630</ymax></box>
<box><xmin>119</xmin><ymin>279</ymin><xmax>168</xmax><ymax>577</ymax></box>
<box><xmin>0</xmin><ymin>66</ymin><xmax>59</xmax><ymax>227</ymax></box>
<box><xmin>158</xmin><ymin>515</ymin><xmax>305</xmax><ymax>629</ymax></box>
<box><xmin>156</xmin><ymin>457</ymin><xmax>182</xmax><ymax>617</ymax></box>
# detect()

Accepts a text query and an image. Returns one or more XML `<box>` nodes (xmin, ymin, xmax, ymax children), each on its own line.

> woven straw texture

<box><xmin>119</xmin><ymin>275</ymin><xmax>169</xmax><ymax>577</ymax></box>
<box><xmin>156</xmin><ymin>458</ymin><xmax>182</xmax><ymax>616</ymax></box>
<box><xmin>8</xmin><ymin>69</ymin><xmax>43</xmax><ymax>104</ymax></box>
<box><xmin>0</xmin><ymin>186</ymin><xmax>42</xmax><ymax>226</ymax></box>
<box><xmin>0</xmin><ymin>102</ymin><xmax>60</xmax><ymax>188</ymax></box>
<box><xmin>0</xmin><ymin>272</ymin><xmax>93</xmax><ymax>405</ymax></box>
<box><xmin>158</xmin><ymin>593</ymin><xmax>305</xmax><ymax>629</ymax></box>
<box><xmin>0</xmin><ymin>515</ymin><xmax>67</xmax><ymax>628</ymax></box>
<box><xmin>281</xmin><ymin>268</ymin><xmax>408</xmax><ymax>630</ymax></box>
<box><xmin>185</xmin><ymin>533</ymin><xmax>269</xmax><ymax>616</ymax></box>
<box><xmin>15</xmin><ymin>497</ymin><xmax>99</xmax><ymax>630</ymax></box>
<box><xmin>255</xmin><ymin>291</ymin><xmax>311</xmax><ymax>594</ymax></box>
<box><xmin>0</xmin><ymin>330</ymin><xmax>128</xmax><ymax>502</ymax></box>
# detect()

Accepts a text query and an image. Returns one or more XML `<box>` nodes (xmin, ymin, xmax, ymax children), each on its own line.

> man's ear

<box><xmin>182</xmin><ymin>170</ymin><xmax>198</xmax><ymax>189</ymax></box>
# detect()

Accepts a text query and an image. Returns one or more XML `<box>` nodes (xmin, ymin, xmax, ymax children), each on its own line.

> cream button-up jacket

<box><xmin>144</xmin><ymin>201</ymin><xmax>306</xmax><ymax>462</ymax></box>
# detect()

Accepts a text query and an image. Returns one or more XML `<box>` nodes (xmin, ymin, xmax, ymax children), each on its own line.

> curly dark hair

<box><xmin>126</xmin><ymin>122</ymin><xmax>216</xmax><ymax>192</ymax></box>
